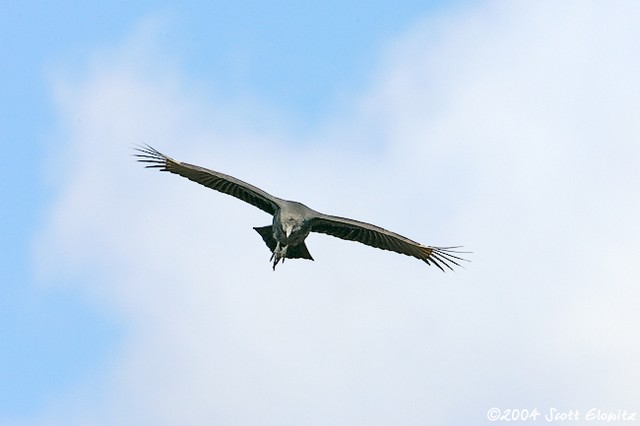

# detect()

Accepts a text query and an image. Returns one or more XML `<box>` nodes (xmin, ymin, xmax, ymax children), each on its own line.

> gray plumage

<box><xmin>135</xmin><ymin>145</ymin><xmax>466</xmax><ymax>271</ymax></box>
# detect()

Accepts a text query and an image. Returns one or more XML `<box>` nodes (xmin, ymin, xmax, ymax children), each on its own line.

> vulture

<box><xmin>135</xmin><ymin>145</ymin><xmax>466</xmax><ymax>271</ymax></box>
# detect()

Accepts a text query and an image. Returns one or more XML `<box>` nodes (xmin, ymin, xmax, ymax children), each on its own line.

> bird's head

<box><xmin>284</xmin><ymin>222</ymin><xmax>294</xmax><ymax>238</ymax></box>
<box><xmin>283</xmin><ymin>219</ymin><xmax>302</xmax><ymax>239</ymax></box>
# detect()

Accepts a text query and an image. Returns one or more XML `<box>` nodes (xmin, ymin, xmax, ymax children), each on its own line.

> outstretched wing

<box><xmin>310</xmin><ymin>214</ymin><xmax>466</xmax><ymax>271</ymax></box>
<box><xmin>134</xmin><ymin>145</ymin><xmax>281</xmax><ymax>215</ymax></box>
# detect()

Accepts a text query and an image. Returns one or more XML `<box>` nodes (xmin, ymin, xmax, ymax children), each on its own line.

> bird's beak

<box><xmin>285</xmin><ymin>224</ymin><xmax>293</xmax><ymax>238</ymax></box>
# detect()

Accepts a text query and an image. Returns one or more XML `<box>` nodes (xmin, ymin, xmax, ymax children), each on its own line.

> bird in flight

<box><xmin>135</xmin><ymin>145</ymin><xmax>466</xmax><ymax>271</ymax></box>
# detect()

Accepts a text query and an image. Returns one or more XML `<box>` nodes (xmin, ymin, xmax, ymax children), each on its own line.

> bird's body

<box><xmin>264</xmin><ymin>200</ymin><xmax>316</xmax><ymax>268</ymax></box>
<box><xmin>135</xmin><ymin>145</ymin><xmax>466</xmax><ymax>271</ymax></box>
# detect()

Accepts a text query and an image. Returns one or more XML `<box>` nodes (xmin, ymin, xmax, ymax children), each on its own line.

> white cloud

<box><xmin>32</xmin><ymin>1</ymin><xmax>640</xmax><ymax>424</ymax></box>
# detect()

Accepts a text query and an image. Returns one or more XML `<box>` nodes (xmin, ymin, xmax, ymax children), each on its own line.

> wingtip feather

<box><xmin>426</xmin><ymin>246</ymin><xmax>471</xmax><ymax>272</ymax></box>
<box><xmin>133</xmin><ymin>144</ymin><xmax>172</xmax><ymax>170</ymax></box>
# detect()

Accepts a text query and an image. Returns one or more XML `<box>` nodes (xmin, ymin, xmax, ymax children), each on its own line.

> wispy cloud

<box><xmin>32</xmin><ymin>2</ymin><xmax>640</xmax><ymax>424</ymax></box>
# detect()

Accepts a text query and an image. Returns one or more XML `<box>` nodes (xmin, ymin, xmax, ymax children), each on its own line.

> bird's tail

<box><xmin>253</xmin><ymin>226</ymin><xmax>314</xmax><ymax>260</ymax></box>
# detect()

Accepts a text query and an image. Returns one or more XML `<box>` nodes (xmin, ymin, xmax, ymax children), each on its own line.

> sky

<box><xmin>2</xmin><ymin>1</ymin><xmax>640</xmax><ymax>425</ymax></box>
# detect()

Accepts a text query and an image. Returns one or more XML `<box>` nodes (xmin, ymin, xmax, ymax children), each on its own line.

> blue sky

<box><xmin>2</xmin><ymin>1</ymin><xmax>640</xmax><ymax>425</ymax></box>
<box><xmin>2</xmin><ymin>0</ymin><xmax>454</xmax><ymax>415</ymax></box>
